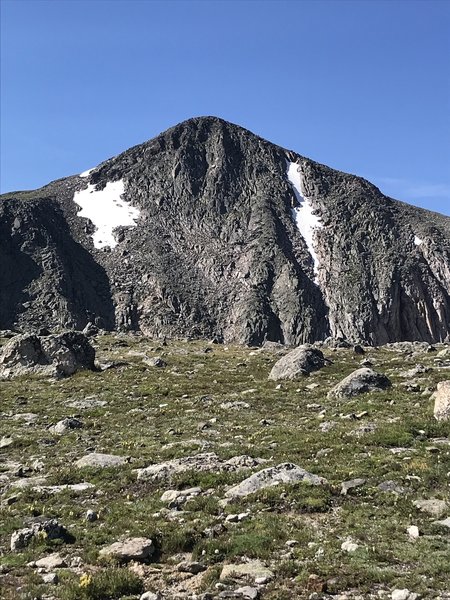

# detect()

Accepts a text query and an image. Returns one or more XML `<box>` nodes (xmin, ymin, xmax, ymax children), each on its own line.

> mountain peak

<box><xmin>1</xmin><ymin>120</ymin><xmax>449</xmax><ymax>344</ymax></box>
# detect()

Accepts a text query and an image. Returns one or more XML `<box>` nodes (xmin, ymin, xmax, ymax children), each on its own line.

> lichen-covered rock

<box><xmin>0</xmin><ymin>332</ymin><xmax>95</xmax><ymax>378</ymax></box>
<box><xmin>268</xmin><ymin>346</ymin><xmax>327</xmax><ymax>380</ymax></box>
<box><xmin>225</xmin><ymin>463</ymin><xmax>327</xmax><ymax>498</ymax></box>
<box><xmin>432</xmin><ymin>381</ymin><xmax>450</xmax><ymax>421</ymax></box>
<box><xmin>75</xmin><ymin>453</ymin><xmax>128</xmax><ymax>469</ymax></box>
<box><xmin>327</xmin><ymin>368</ymin><xmax>391</xmax><ymax>399</ymax></box>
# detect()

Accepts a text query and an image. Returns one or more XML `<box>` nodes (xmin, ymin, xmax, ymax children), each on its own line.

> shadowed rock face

<box><xmin>1</xmin><ymin>116</ymin><xmax>449</xmax><ymax>344</ymax></box>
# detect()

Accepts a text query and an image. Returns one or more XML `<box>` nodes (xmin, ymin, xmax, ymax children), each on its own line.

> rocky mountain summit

<box><xmin>1</xmin><ymin>116</ymin><xmax>449</xmax><ymax>344</ymax></box>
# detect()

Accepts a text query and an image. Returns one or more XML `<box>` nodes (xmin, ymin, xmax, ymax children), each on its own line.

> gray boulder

<box><xmin>327</xmin><ymin>368</ymin><xmax>391</xmax><ymax>399</ymax></box>
<box><xmin>225</xmin><ymin>463</ymin><xmax>327</xmax><ymax>498</ymax></box>
<box><xmin>75</xmin><ymin>453</ymin><xmax>128</xmax><ymax>468</ymax></box>
<box><xmin>268</xmin><ymin>346</ymin><xmax>327</xmax><ymax>380</ymax></box>
<box><xmin>0</xmin><ymin>332</ymin><xmax>95</xmax><ymax>378</ymax></box>
<box><xmin>432</xmin><ymin>381</ymin><xmax>450</xmax><ymax>421</ymax></box>
<box><xmin>99</xmin><ymin>537</ymin><xmax>154</xmax><ymax>563</ymax></box>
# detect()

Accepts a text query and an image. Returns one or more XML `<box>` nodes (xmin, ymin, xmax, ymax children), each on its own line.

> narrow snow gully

<box><xmin>286</xmin><ymin>161</ymin><xmax>323</xmax><ymax>283</ymax></box>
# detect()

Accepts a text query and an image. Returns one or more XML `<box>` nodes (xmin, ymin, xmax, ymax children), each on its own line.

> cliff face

<box><xmin>1</xmin><ymin>116</ymin><xmax>449</xmax><ymax>344</ymax></box>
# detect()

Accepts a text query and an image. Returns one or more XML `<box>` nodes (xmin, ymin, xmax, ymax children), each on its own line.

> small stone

<box><xmin>53</xmin><ymin>417</ymin><xmax>83</xmax><ymax>434</ymax></box>
<box><xmin>377</xmin><ymin>480</ymin><xmax>406</xmax><ymax>495</ymax></box>
<box><xmin>0</xmin><ymin>436</ymin><xmax>13</xmax><ymax>448</ymax></box>
<box><xmin>413</xmin><ymin>498</ymin><xmax>448</xmax><ymax>518</ymax></box>
<box><xmin>341</xmin><ymin>539</ymin><xmax>359</xmax><ymax>553</ymax></box>
<box><xmin>86</xmin><ymin>509</ymin><xmax>98</xmax><ymax>522</ymax></box>
<box><xmin>285</xmin><ymin>540</ymin><xmax>298</xmax><ymax>547</ymax></box>
<box><xmin>432</xmin><ymin>517</ymin><xmax>450</xmax><ymax>529</ymax></box>
<box><xmin>35</xmin><ymin>553</ymin><xmax>66</xmax><ymax>569</ymax></box>
<box><xmin>177</xmin><ymin>561</ymin><xmax>206</xmax><ymax>574</ymax></box>
<box><xmin>340</xmin><ymin>478</ymin><xmax>366</xmax><ymax>495</ymax></box>
<box><xmin>407</xmin><ymin>525</ymin><xmax>419</xmax><ymax>539</ymax></box>
<box><xmin>41</xmin><ymin>572</ymin><xmax>58</xmax><ymax>584</ymax></box>
<box><xmin>235</xmin><ymin>586</ymin><xmax>259</xmax><ymax>599</ymax></box>
<box><xmin>140</xmin><ymin>593</ymin><xmax>160</xmax><ymax>600</ymax></box>
<box><xmin>391</xmin><ymin>590</ymin><xmax>418</xmax><ymax>600</ymax></box>
<box><xmin>220</xmin><ymin>560</ymin><xmax>273</xmax><ymax>581</ymax></box>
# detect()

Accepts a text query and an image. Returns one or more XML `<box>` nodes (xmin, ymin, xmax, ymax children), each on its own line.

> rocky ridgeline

<box><xmin>1</xmin><ymin>334</ymin><xmax>450</xmax><ymax>599</ymax></box>
<box><xmin>1</xmin><ymin>116</ymin><xmax>450</xmax><ymax>345</ymax></box>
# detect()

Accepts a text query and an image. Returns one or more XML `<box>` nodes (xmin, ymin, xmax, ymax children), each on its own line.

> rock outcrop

<box><xmin>2</xmin><ymin>116</ymin><xmax>449</xmax><ymax>345</ymax></box>
<box><xmin>0</xmin><ymin>331</ymin><xmax>95</xmax><ymax>378</ymax></box>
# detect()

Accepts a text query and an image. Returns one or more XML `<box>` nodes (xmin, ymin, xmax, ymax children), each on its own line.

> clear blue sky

<box><xmin>1</xmin><ymin>0</ymin><xmax>449</xmax><ymax>215</ymax></box>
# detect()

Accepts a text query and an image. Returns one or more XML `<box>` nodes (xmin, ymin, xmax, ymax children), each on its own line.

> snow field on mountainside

<box><xmin>73</xmin><ymin>180</ymin><xmax>140</xmax><ymax>249</ymax></box>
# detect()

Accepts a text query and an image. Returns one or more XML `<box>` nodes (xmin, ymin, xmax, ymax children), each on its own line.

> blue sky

<box><xmin>1</xmin><ymin>0</ymin><xmax>449</xmax><ymax>215</ymax></box>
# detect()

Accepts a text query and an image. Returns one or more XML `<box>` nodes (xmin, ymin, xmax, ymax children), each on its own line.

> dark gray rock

<box><xmin>268</xmin><ymin>346</ymin><xmax>327</xmax><ymax>380</ymax></box>
<box><xmin>1</xmin><ymin>116</ymin><xmax>450</xmax><ymax>344</ymax></box>
<box><xmin>327</xmin><ymin>368</ymin><xmax>391</xmax><ymax>399</ymax></box>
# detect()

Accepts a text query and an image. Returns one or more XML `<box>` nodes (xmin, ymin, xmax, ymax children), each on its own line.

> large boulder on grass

<box><xmin>327</xmin><ymin>368</ymin><xmax>391</xmax><ymax>399</ymax></box>
<box><xmin>99</xmin><ymin>537</ymin><xmax>154</xmax><ymax>563</ymax></box>
<box><xmin>268</xmin><ymin>346</ymin><xmax>327</xmax><ymax>380</ymax></box>
<box><xmin>0</xmin><ymin>332</ymin><xmax>95</xmax><ymax>378</ymax></box>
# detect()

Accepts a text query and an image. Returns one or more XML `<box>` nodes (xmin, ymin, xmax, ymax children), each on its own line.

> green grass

<box><xmin>0</xmin><ymin>335</ymin><xmax>449</xmax><ymax>598</ymax></box>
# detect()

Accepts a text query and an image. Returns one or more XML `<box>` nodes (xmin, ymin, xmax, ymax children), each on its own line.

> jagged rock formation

<box><xmin>1</xmin><ymin>116</ymin><xmax>449</xmax><ymax>344</ymax></box>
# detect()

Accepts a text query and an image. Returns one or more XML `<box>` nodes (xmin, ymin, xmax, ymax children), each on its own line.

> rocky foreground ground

<box><xmin>0</xmin><ymin>332</ymin><xmax>449</xmax><ymax>600</ymax></box>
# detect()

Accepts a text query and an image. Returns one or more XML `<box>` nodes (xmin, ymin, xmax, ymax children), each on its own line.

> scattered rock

<box><xmin>341</xmin><ymin>539</ymin><xmax>359</xmax><ymax>553</ymax></box>
<box><xmin>328</xmin><ymin>368</ymin><xmax>391</xmax><ymax>399</ymax></box>
<box><xmin>377</xmin><ymin>480</ymin><xmax>406</xmax><ymax>495</ymax></box>
<box><xmin>65</xmin><ymin>397</ymin><xmax>107</xmax><ymax>409</ymax></box>
<box><xmin>144</xmin><ymin>356</ymin><xmax>167</xmax><ymax>368</ymax></box>
<box><xmin>0</xmin><ymin>436</ymin><xmax>14</xmax><ymax>448</ymax></box>
<box><xmin>137</xmin><ymin>453</ymin><xmax>264</xmax><ymax>482</ymax></box>
<box><xmin>140</xmin><ymin>593</ymin><xmax>160</xmax><ymax>600</ymax></box>
<box><xmin>177</xmin><ymin>560</ymin><xmax>206</xmax><ymax>574</ymax></box>
<box><xmin>413</xmin><ymin>498</ymin><xmax>448</xmax><ymax>518</ymax></box>
<box><xmin>391</xmin><ymin>590</ymin><xmax>419</xmax><ymax>600</ymax></box>
<box><xmin>407</xmin><ymin>525</ymin><xmax>419</xmax><ymax>539</ymax></box>
<box><xmin>432</xmin><ymin>381</ymin><xmax>450</xmax><ymax>421</ymax></box>
<box><xmin>11</xmin><ymin>519</ymin><xmax>67</xmax><ymax>551</ymax></box>
<box><xmin>99</xmin><ymin>537</ymin><xmax>154</xmax><ymax>563</ymax></box>
<box><xmin>160</xmin><ymin>487</ymin><xmax>202</xmax><ymax>508</ymax></box>
<box><xmin>225</xmin><ymin>463</ymin><xmax>327</xmax><ymax>499</ymax></box>
<box><xmin>220</xmin><ymin>560</ymin><xmax>273</xmax><ymax>581</ymax></box>
<box><xmin>52</xmin><ymin>417</ymin><xmax>83</xmax><ymax>434</ymax></box>
<box><xmin>75</xmin><ymin>453</ymin><xmax>128</xmax><ymax>468</ymax></box>
<box><xmin>268</xmin><ymin>346</ymin><xmax>327</xmax><ymax>380</ymax></box>
<box><xmin>235</xmin><ymin>586</ymin><xmax>259</xmax><ymax>599</ymax></box>
<box><xmin>86</xmin><ymin>509</ymin><xmax>98</xmax><ymax>522</ymax></box>
<box><xmin>340</xmin><ymin>478</ymin><xmax>366</xmax><ymax>495</ymax></box>
<box><xmin>34</xmin><ymin>553</ymin><xmax>67</xmax><ymax>569</ymax></box>
<box><xmin>41</xmin><ymin>572</ymin><xmax>58</xmax><ymax>584</ymax></box>
<box><xmin>432</xmin><ymin>517</ymin><xmax>450</xmax><ymax>529</ymax></box>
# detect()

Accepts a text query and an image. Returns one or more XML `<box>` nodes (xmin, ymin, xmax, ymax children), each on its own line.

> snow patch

<box><xmin>414</xmin><ymin>235</ymin><xmax>423</xmax><ymax>246</ymax></box>
<box><xmin>80</xmin><ymin>168</ymin><xmax>94</xmax><ymax>178</ymax></box>
<box><xmin>73</xmin><ymin>180</ymin><xmax>140</xmax><ymax>249</ymax></box>
<box><xmin>287</xmin><ymin>161</ymin><xmax>323</xmax><ymax>280</ymax></box>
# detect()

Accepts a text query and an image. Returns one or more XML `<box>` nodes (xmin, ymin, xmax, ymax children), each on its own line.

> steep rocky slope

<box><xmin>1</xmin><ymin>116</ymin><xmax>449</xmax><ymax>344</ymax></box>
